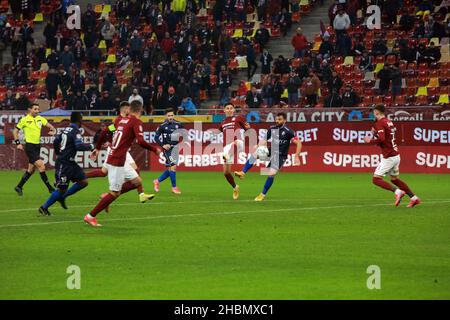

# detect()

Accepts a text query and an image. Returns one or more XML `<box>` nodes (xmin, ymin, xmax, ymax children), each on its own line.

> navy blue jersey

<box><xmin>54</xmin><ymin>123</ymin><xmax>93</xmax><ymax>163</ymax></box>
<box><xmin>266</xmin><ymin>125</ymin><xmax>296</xmax><ymax>156</ymax></box>
<box><xmin>155</xmin><ymin>120</ymin><xmax>184</xmax><ymax>146</ymax></box>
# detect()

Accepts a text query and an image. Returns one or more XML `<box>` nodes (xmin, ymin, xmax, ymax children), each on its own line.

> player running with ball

<box><xmin>235</xmin><ymin>112</ymin><xmax>302</xmax><ymax>201</ymax></box>
<box><xmin>363</xmin><ymin>105</ymin><xmax>420</xmax><ymax>207</ymax></box>
<box><xmin>84</xmin><ymin>102</ymin><xmax>161</xmax><ymax>227</ymax></box>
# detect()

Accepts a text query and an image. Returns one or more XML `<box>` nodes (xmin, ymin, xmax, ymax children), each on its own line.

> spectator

<box><xmin>86</xmin><ymin>44</ymin><xmax>102</xmax><ymax>69</ymax></box>
<box><xmin>399</xmin><ymin>8</ymin><xmax>415</xmax><ymax>31</ymax></box>
<box><xmin>218</xmin><ymin>68</ymin><xmax>232</xmax><ymax>105</ymax></box>
<box><xmin>328</xmin><ymin>70</ymin><xmax>343</xmax><ymax>94</ymax></box>
<box><xmin>273</xmin><ymin>55</ymin><xmax>290</xmax><ymax>74</ymax></box>
<box><xmin>291</xmin><ymin>27</ymin><xmax>308</xmax><ymax>58</ymax></box>
<box><xmin>341</xmin><ymin>84</ymin><xmax>360</xmax><ymax>107</ymax></box>
<box><xmin>102</xmin><ymin>68</ymin><xmax>118</xmax><ymax>93</ymax></box>
<box><xmin>372</xmin><ymin>37</ymin><xmax>388</xmax><ymax>56</ymax></box>
<box><xmin>246</xmin><ymin>44</ymin><xmax>258</xmax><ymax>81</ymax></box>
<box><xmin>130</xmin><ymin>30</ymin><xmax>143</xmax><ymax>61</ymax></box>
<box><xmin>390</xmin><ymin>65</ymin><xmax>403</xmax><ymax>102</ymax></box>
<box><xmin>43</xmin><ymin>21</ymin><xmax>57</xmax><ymax>49</ymax></box>
<box><xmin>15</xmin><ymin>92</ymin><xmax>31</xmax><ymax>110</ymax></box>
<box><xmin>245</xmin><ymin>86</ymin><xmax>263</xmax><ymax>108</ymax></box>
<box><xmin>255</xmin><ymin>25</ymin><xmax>270</xmax><ymax>50</ymax></box>
<box><xmin>319</xmin><ymin>33</ymin><xmax>334</xmax><ymax>59</ymax></box>
<box><xmin>335</xmin><ymin>31</ymin><xmax>352</xmax><ymax>57</ymax></box>
<box><xmin>260</xmin><ymin>49</ymin><xmax>273</xmax><ymax>75</ymax></box>
<box><xmin>166</xmin><ymin>86</ymin><xmax>180</xmax><ymax>112</ymax></box>
<box><xmin>1</xmin><ymin>90</ymin><xmax>16</xmax><ymax>110</ymax></box>
<box><xmin>333</xmin><ymin>8</ymin><xmax>350</xmax><ymax>40</ymax></box>
<box><xmin>70</xmin><ymin>91</ymin><xmax>89</xmax><ymax>110</ymax></box>
<box><xmin>101</xmin><ymin>19</ymin><xmax>116</xmax><ymax>49</ymax></box>
<box><xmin>286</xmin><ymin>71</ymin><xmax>301</xmax><ymax>105</ymax></box>
<box><xmin>378</xmin><ymin>64</ymin><xmax>392</xmax><ymax>96</ymax></box>
<box><xmin>152</xmin><ymin>85</ymin><xmax>167</xmax><ymax>114</ymax></box>
<box><xmin>324</xmin><ymin>89</ymin><xmax>343</xmax><ymax>108</ymax></box>
<box><xmin>129</xmin><ymin>88</ymin><xmax>144</xmax><ymax>105</ymax></box>
<box><xmin>301</xmin><ymin>74</ymin><xmax>321</xmax><ymax>107</ymax></box>
<box><xmin>179</xmin><ymin>97</ymin><xmax>197</xmax><ymax>115</ymax></box>
<box><xmin>359</xmin><ymin>51</ymin><xmax>374</xmax><ymax>72</ymax></box>
<box><xmin>60</xmin><ymin>45</ymin><xmax>75</xmax><ymax>72</ymax></box>
<box><xmin>45</xmin><ymin>69</ymin><xmax>60</xmax><ymax>102</ymax></box>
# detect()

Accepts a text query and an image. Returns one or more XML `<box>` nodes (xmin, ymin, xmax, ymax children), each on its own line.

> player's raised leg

<box><xmin>390</xmin><ymin>175</ymin><xmax>421</xmax><ymax>207</ymax></box>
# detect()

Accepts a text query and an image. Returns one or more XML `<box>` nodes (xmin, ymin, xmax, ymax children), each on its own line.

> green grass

<box><xmin>0</xmin><ymin>170</ymin><xmax>449</xmax><ymax>299</ymax></box>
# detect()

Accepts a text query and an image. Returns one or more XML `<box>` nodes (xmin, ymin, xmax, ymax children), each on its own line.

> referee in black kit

<box><xmin>13</xmin><ymin>104</ymin><xmax>57</xmax><ymax>195</ymax></box>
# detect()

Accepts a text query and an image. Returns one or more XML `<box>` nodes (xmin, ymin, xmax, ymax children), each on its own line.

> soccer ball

<box><xmin>256</xmin><ymin>146</ymin><xmax>269</xmax><ymax>161</ymax></box>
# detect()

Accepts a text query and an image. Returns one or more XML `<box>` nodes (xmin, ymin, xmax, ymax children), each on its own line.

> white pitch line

<box><xmin>0</xmin><ymin>200</ymin><xmax>449</xmax><ymax>229</ymax></box>
<box><xmin>1</xmin><ymin>197</ymin><xmax>450</xmax><ymax>214</ymax></box>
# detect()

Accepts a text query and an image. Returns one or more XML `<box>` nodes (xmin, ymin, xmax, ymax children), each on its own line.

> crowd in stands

<box><xmin>233</xmin><ymin>0</ymin><xmax>450</xmax><ymax>109</ymax></box>
<box><xmin>1</xmin><ymin>0</ymin><xmax>450</xmax><ymax>113</ymax></box>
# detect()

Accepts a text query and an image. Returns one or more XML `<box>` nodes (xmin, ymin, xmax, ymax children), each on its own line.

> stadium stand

<box><xmin>0</xmin><ymin>0</ymin><xmax>449</xmax><ymax>114</ymax></box>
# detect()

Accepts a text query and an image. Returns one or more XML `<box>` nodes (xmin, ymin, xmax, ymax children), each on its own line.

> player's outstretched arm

<box><xmin>133</xmin><ymin>122</ymin><xmax>161</xmax><ymax>154</ymax></box>
<box><xmin>45</xmin><ymin>122</ymin><xmax>56</xmax><ymax>136</ymax></box>
<box><xmin>94</xmin><ymin>127</ymin><xmax>110</xmax><ymax>151</ymax></box>
<box><xmin>75</xmin><ymin>137</ymin><xmax>94</xmax><ymax>152</ymax></box>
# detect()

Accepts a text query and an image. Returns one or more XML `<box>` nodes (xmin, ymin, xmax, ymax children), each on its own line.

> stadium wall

<box><xmin>1</xmin><ymin>120</ymin><xmax>450</xmax><ymax>173</ymax></box>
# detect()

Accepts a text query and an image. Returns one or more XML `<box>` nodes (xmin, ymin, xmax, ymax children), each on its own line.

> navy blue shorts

<box><xmin>267</xmin><ymin>152</ymin><xmax>288</xmax><ymax>171</ymax></box>
<box><xmin>163</xmin><ymin>146</ymin><xmax>178</xmax><ymax>167</ymax></box>
<box><xmin>55</xmin><ymin>161</ymin><xmax>86</xmax><ymax>189</ymax></box>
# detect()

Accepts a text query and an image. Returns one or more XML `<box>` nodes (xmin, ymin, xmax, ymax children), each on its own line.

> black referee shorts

<box><xmin>25</xmin><ymin>143</ymin><xmax>41</xmax><ymax>164</ymax></box>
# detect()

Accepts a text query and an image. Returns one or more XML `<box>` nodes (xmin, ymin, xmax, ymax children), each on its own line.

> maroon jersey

<box><xmin>219</xmin><ymin>115</ymin><xmax>249</xmax><ymax>145</ymax></box>
<box><xmin>371</xmin><ymin>117</ymin><xmax>399</xmax><ymax>158</ymax></box>
<box><xmin>106</xmin><ymin>115</ymin><xmax>157</xmax><ymax>166</ymax></box>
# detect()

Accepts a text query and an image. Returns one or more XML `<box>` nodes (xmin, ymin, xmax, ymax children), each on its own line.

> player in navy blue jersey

<box><xmin>234</xmin><ymin>112</ymin><xmax>302</xmax><ymax>201</ymax></box>
<box><xmin>38</xmin><ymin>112</ymin><xmax>94</xmax><ymax>215</ymax></box>
<box><xmin>153</xmin><ymin>109</ymin><xmax>184</xmax><ymax>194</ymax></box>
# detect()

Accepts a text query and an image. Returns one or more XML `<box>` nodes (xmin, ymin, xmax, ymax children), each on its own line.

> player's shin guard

<box><xmin>224</xmin><ymin>173</ymin><xmax>236</xmax><ymax>188</ymax></box>
<box><xmin>86</xmin><ymin>169</ymin><xmax>107</xmax><ymax>178</ymax></box>
<box><xmin>42</xmin><ymin>189</ymin><xmax>64</xmax><ymax>209</ymax></box>
<box><xmin>62</xmin><ymin>182</ymin><xmax>86</xmax><ymax>199</ymax></box>
<box><xmin>17</xmin><ymin>171</ymin><xmax>32</xmax><ymax>188</ymax></box>
<box><xmin>391</xmin><ymin>179</ymin><xmax>415</xmax><ymax>198</ymax></box>
<box><xmin>262</xmin><ymin>176</ymin><xmax>275</xmax><ymax>195</ymax></box>
<box><xmin>40</xmin><ymin>172</ymin><xmax>54</xmax><ymax>192</ymax></box>
<box><xmin>90</xmin><ymin>193</ymin><xmax>116</xmax><ymax>217</ymax></box>
<box><xmin>243</xmin><ymin>155</ymin><xmax>256</xmax><ymax>173</ymax></box>
<box><xmin>372</xmin><ymin>177</ymin><xmax>396</xmax><ymax>192</ymax></box>
<box><xmin>169</xmin><ymin>170</ymin><xmax>177</xmax><ymax>187</ymax></box>
<box><xmin>158</xmin><ymin>170</ymin><xmax>170</xmax><ymax>183</ymax></box>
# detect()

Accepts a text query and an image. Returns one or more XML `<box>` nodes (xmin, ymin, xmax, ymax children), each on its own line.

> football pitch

<box><xmin>0</xmin><ymin>170</ymin><xmax>449</xmax><ymax>300</ymax></box>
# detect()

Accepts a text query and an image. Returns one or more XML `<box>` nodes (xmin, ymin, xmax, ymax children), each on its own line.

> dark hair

<box><xmin>28</xmin><ymin>103</ymin><xmax>39</xmax><ymax>109</ymax></box>
<box><xmin>223</xmin><ymin>102</ymin><xmax>234</xmax><ymax>108</ymax></box>
<box><xmin>165</xmin><ymin>108</ymin><xmax>174</xmax><ymax>114</ymax></box>
<box><xmin>119</xmin><ymin>101</ymin><xmax>130</xmax><ymax>109</ymax></box>
<box><xmin>130</xmin><ymin>100</ymin><xmax>143</xmax><ymax>113</ymax></box>
<box><xmin>70</xmin><ymin>112</ymin><xmax>83</xmax><ymax>124</ymax></box>
<box><xmin>373</xmin><ymin>104</ymin><xmax>385</xmax><ymax>113</ymax></box>
<box><xmin>276</xmin><ymin>112</ymin><xmax>287</xmax><ymax>120</ymax></box>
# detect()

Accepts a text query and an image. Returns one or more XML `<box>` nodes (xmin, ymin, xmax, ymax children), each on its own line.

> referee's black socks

<box><xmin>39</xmin><ymin>172</ymin><xmax>55</xmax><ymax>193</ymax></box>
<box><xmin>17</xmin><ymin>171</ymin><xmax>32</xmax><ymax>189</ymax></box>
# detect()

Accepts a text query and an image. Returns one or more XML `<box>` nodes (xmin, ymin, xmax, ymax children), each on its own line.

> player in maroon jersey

<box><xmin>84</xmin><ymin>101</ymin><xmax>162</xmax><ymax>227</ymax></box>
<box><xmin>363</xmin><ymin>105</ymin><xmax>420</xmax><ymax>207</ymax></box>
<box><xmin>219</xmin><ymin>103</ymin><xmax>250</xmax><ymax>200</ymax></box>
<box><xmin>86</xmin><ymin>102</ymin><xmax>156</xmax><ymax>208</ymax></box>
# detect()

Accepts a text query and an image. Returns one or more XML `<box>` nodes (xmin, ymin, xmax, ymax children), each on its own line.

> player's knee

<box><xmin>390</xmin><ymin>176</ymin><xmax>399</xmax><ymax>182</ymax></box>
<box><xmin>80</xmin><ymin>180</ymin><xmax>89</xmax><ymax>187</ymax></box>
<box><xmin>35</xmin><ymin>161</ymin><xmax>45</xmax><ymax>172</ymax></box>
